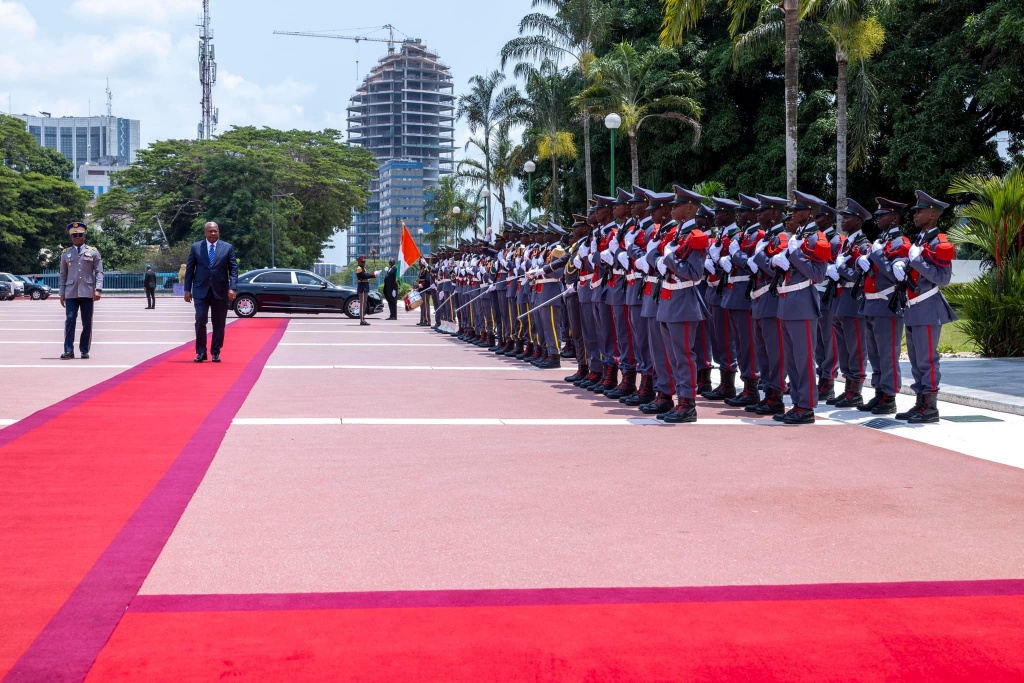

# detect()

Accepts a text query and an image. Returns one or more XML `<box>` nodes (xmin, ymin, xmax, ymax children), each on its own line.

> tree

<box><xmin>502</xmin><ymin>0</ymin><xmax>611</xmax><ymax>199</ymax></box>
<box><xmin>575</xmin><ymin>42</ymin><xmax>703</xmax><ymax>186</ymax></box>
<box><xmin>458</xmin><ymin>126</ymin><xmax>528</xmax><ymax>223</ymax></box>
<box><xmin>422</xmin><ymin>175</ymin><xmax>480</xmax><ymax>247</ymax></box>
<box><xmin>514</xmin><ymin>60</ymin><xmax>581</xmax><ymax>217</ymax></box>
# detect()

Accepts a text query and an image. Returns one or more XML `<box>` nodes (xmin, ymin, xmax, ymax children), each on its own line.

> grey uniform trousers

<box><xmin>566</xmin><ymin>293</ymin><xmax>587</xmax><ymax>364</ymax></box>
<box><xmin>906</xmin><ymin>324</ymin><xmax>942</xmax><ymax>394</ymax></box>
<box><xmin>782</xmin><ymin>318</ymin><xmax>819</xmax><ymax>410</ymax></box>
<box><xmin>833</xmin><ymin>315</ymin><xmax>867</xmax><ymax>383</ymax></box>
<box><xmin>754</xmin><ymin>317</ymin><xmax>786</xmax><ymax>393</ymax></box>
<box><xmin>610</xmin><ymin>303</ymin><xmax>635</xmax><ymax>371</ymax></box>
<box><xmin>708</xmin><ymin>303</ymin><xmax>736</xmax><ymax>372</ymax></box>
<box><xmin>726</xmin><ymin>308</ymin><xmax>758</xmax><ymax>383</ymax></box>
<box><xmin>661</xmin><ymin>320</ymin><xmax>699</xmax><ymax>399</ymax></box>
<box><xmin>865</xmin><ymin>315</ymin><xmax>904</xmax><ymax>396</ymax></box>
<box><xmin>815</xmin><ymin>300</ymin><xmax>837</xmax><ymax>380</ymax></box>
<box><xmin>628</xmin><ymin>306</ymin><xmax>652</xmax><ymax>374</ymax></box>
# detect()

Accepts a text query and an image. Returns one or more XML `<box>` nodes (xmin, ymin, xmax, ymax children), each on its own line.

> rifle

<box><xmin>516</xmin><ymin>288</ymin><xmax>570</xmax><ymax>320</ymax></box>
<box><xmin>766</xmin><ymin>232</ymin><xmax>790</xmax><ymax>298</ymax></box>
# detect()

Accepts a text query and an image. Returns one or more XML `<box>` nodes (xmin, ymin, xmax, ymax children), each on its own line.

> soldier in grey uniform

<box><xmin>892</xmin><ymin>190</ymin><xmax>957</xmax><ymax>423</ymax></box>
<box><xmin>576</xmin><ymin>208</ymin><xmax>606</xmax><ymax>388</ymax></box>
<box><xmin>701</xmin><ymin>201</ymin><xmax>737</xmax><ymax>400</ymax></box>
<box><xmin>825</xmin><ymin>199</ymin><xmax>872</xmax><ymax>407</ymax></box>
<box><xmin>59</xmin><ymin>222</ymin><xmax>104</xmax><ymax>359</ymax></box>
<box><xmin>723</xmin><ymin>197</ymin><xmax>767</xmax><ymax>407</ymax></box>
<box><xmin>811</xmin><ymin>203</ymin><xmax>841</xmax><ymax>401</ymax></box>
<box><xmin>588</xmin><ymin>197</ymin><xmax>619</xmax><ymax>394</ymax></box>
<box><xmin>602</xmin><ymin>188</ymin><xmax>639</xmax><ymax>399</ymax></box>
<box><xmin>745</xmin><ymin>196</ymin><xmax>789</xmax><ymax>415</ymax></box>
<box><xmin>856</xmin><ymin>198</ymin><xmax>911</xmax><ymax>415</ymax></box>
<box><xmin>770</xmin><ymin>192</ymin><xmax>831</xmax><ymax>424</ymax></box>
<box><xmin>620</xmin><ymin>187</ymin><xmax>656</xmax><ymax>404</ymax></box>
<box><xmin>562</xmin><ymin>215</ymin><xmax>591</xmax><ymax>382</ymax></box>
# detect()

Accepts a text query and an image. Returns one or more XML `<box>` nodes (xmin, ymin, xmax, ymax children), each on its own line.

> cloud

<box><xmin>69</xmin><ymin>0</ymin><xmax>196</xmax><ymax>21</ymax></box>
<box><xmin>0</xmin><ymin>1</ymin><xmax>36</xmax><ymax>37</ymax></box>
<box><xmin>216</xmin><ymin>70</ymin><xmax>316</xmax><ymax>131</ymax></box>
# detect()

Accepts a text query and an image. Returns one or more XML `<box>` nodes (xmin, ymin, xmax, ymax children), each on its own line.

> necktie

<box><xmin>209</xmin><ymin>243</ymin><xmax>216</xmax><ymax>268</ymax></box>
<box><xmin>77</xmin><ymin>246</ymin><xmax>82</xmax><ymax>255</ymax></box>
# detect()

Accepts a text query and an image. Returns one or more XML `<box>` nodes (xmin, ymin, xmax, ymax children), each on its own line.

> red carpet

<box><xmin>85</xmin><ymin>594</ymin><xmax>1024</xmax><ymax>681</ymax></box>
<box><xmin>0</xmin><ymin>319</ymin><xmax>287</xmax><ymax>681</ymax></box>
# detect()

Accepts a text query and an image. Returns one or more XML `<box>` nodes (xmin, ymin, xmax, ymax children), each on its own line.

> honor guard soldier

<box><xmin>353</xmin><ymin>256</ymin><xmax>375</xmax><ymax>326</ymax></box>
<box><xmin>701</xmin><ymin>198</ymin><xmax>737</xmax><ymax>400</ymax></box>
<box><xmin>811</xmin><ymin>202</ymin><xmax>841</xmax><ymax>401</ymax></box>
<box><xmin>892</xmin><ymin>190</ymin><xmax>957</xmax><ymax>423</ymax></box>
<box><xmin>59</xmin><ymin>222</ymin><xmax>104</xmax><ymax>360</ymax></box>
<box><xmin>722</xmin><ymin>195</ymin><xmax>766</xmax><ymax>407</ymax></box>
<box><xmin>588</xmin><ymin>196</ymin><xmax>620</xmax><ymax>394</ymax></box>
<box><xmin>856</xmin><ymin>197</ymin><xmax>910</xmax><ymax>415</ymax></box>
<box><xmin>620</xmin><ymin>186</ymin><xmax>658</xmax><ymax>404</ymax></box>
<box><xmin>562</xmin><ymin>214</ymin><xmax>592</xmax><ymax>382</ymax></box>
<box><xmin>826</xmin><ymin>199</ymin><xmax>872</xmax><ymax>407</ymax></box>
<box><xmin>771</xmin><ymin>191</ymin><xmax>831</xmax><ymax>424</ymax></box>
<box><xmin>691</xmin><ymin>203</ymin><xmax>717</xmax><ymax>393</ymax></box>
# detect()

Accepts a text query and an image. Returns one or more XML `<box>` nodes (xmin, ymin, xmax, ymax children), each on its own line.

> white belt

<box><xmin>590</xmin><ymin>277</ymin><xmax>602</xmax><ymax>289</ymax></box>
<box><xmin>612</xmin><ymin>268</ymin><xmax>626</xmax><ymax>275</ymax></box>
<box><xmin>815</xmin><ymin>283</ymin><xmax>828</xmax><ymax>292</ymax></box>
<box><xmin>865</xmin><ymin>285</ymin><xmax>896</xmax><ymax>300</ymax></box>
<box><xmin>662</xmin><ymin>280</ymin><xmax>697</xmax><ymax>291</ymax></box>
<box><xmin>535</xmin><ymin>278</ymin><xmax>558</xmax><ymax>284</ymax></box>
<box><xmin>907</xmin><ymin>287</ymin><xmax>940</xmax><ymax>307</ymax></box>
<box><xmin>626</xmin><ymin>273</ymin><xmax>640</xmax><ymax>282</ymax></box>
<box><xmin>751</xmin><ymin>284</ymin><xmax>771</xmax><ymax>300</ymax></box>
<box><xmin>728</xmin><ymin>275</ymin><xmax>750</xmax><ymax>283</ymax></box>
<box><xmin>644</xmin><ymin>276</ymin><xmax>659</xmax><ymax>283</ymax></box>
<box><xmin>578</xmin><ymin>273</ymin><xmax>593</xmax><ymax>283</ymax></box>
<box><xmin>777</xmin><ymin>280</ymin><xmax>812</xmax><ymax>295</ymax></box>
<box><xmin>841</xmin><ymin>282</ymin><xmax>855</xmax><ymax>288</ymax></box>
<box><xmin>438</xmin><ymin>279</ymin><xmax>451</xmax><ymax>284</ymax></box>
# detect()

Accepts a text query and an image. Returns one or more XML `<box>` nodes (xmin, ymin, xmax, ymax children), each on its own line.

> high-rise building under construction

<box><xmin>346</xmin><ymin>39</ymin><xmax>455</xmax><ymax>261</ymax></box>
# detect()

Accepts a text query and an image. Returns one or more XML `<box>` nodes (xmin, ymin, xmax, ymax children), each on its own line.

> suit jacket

<box><xmin>59</xmin><ymin>244</ymin><xmax>104</xmax><ymax>298</ymax></box>
<box><xmin>383</xmin><ymin>266</ymin><xmax>398</xmax><ymax>293</ymax></box>
<box><xmin>184</xmin><ymin>240</ymin><xmax>238</xmax><ymax>300</ymax></box>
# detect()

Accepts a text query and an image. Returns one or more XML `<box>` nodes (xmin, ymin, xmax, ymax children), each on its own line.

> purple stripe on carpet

<box><xmin>3</xmin><ymin>320</ymin><xmax>288</xmax><ymax>683</ymax></box>
<box><xmin>129</xmin><ymin>578</ymin><xmax>1024</xmax><ymax>614</ymax></box>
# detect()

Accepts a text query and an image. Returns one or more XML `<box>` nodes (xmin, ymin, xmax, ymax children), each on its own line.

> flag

<box><xmin>397</xmin><ymin>221</ymin><xmax>422</xmax><ymax>276</ymax></box>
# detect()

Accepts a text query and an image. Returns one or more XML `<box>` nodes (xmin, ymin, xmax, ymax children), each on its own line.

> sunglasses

<box><xmin>70</xmin><ymin>233</ymin><xmax>86</xmax><ymax>237</ymax></box>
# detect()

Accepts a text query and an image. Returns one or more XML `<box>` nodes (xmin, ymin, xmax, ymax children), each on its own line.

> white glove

<box><xmin>372</xmin><ymin>270</ymin><xmax>380</xmax><ymax>277</ymax></box>
<box><xmin>600</xmin><ymin>249</ymin><xmax>614</xmax><ymax>265</ymax></box>
<box><xmin>857</xmin><ymin>255</ymin><xmax>871</xmax><ymax>272</ymax></box>
<box><xmin>616</xmin><ymin>251</ymin><xmax>630</xmax><ymax>269</ymax></box>
<box><xmin>657</xmin><ymin>256</ymin><xmax>668</xmax><ymax>276</ymax></box>
<box><xmin>892</xmin><ymin>260</ymin><xmax>907</xmax><ymax>282</ymax></box>
<box><xmin>826</xmin><ymin>264</ymin><xmax>840</xmax><ymax>281</ymax></box>
<box><xmin>755</xmin><ymin>239</ymin><xmax>768</xmax><ymax>253</ymax></box>
<box><xmin>771</xmin><ymin>253</ymin><xmax>791</xmax><ymax>271</ymax></box>
<box><xmin>391</xmin><ymin>289</ymin><xmax>397</xmax><ymax>297</ymax></box>
<box><xmin>487</xmin><ymin>284</ymin><xmax>496</xmax><ymax>292</ymax></box>
<box><xmin>579</xmin><ymin>243</ymin><xmax>590</xmax><ymax>258</ymax></box>
<box><xmin>720</xmin><ymin>255</ymin><xmax>733</xmax><ymax>273</ymax></box>
<box><xmin>530</xmin><ymin>267</ymin><xmax>544</xmax><ymax>277</ymax></box>
<box><xmin>788</xmin><ymin>237</ymin><xmax>804</xmax><ymax>253</ymax></box>
<box><xmin>565</xmin><ymin>283</ymin><xmax>575</xmax><ymax>294</ymax></box>
<box><xmin>873</xmin><ymin>239</ymin><xmax>885</xmax><ymax>252</ymax></box>
<box><xmin>709</xmin><ymin>244</ymin><xmax>722</xmax><ymax>260</ymax></box>
<box><xmin>645</xmin><ymin>238</ymin><xmax>659</xmax><ymax>255</ymax></box>
<box><xmin>624</xmin><ymin>229</ymin><xmax>638</xmax><ymax>247</ymax></box>
<box><xmin>635</xmin><ymin>255</ymin><xmax>650</xmax><ymax>273</ymax></box>
<box><xmin>609</xmin><ymin>238</ymin><xmax>621</xmax><ymax>254</ymax></box>
<box><xmin>836</xmin><ymin>253</ymin><xmax>850</xmax><ymax>267</ymax></box>
<box><xmin>704</xmin><ymin>257</ymin><xmax>716</xmax><ymax>274</ymax></box>
<box><xmin>572</xmin><ymin>255</ymin><xmax>583</xmax><ymax>269</ymax></box>
<box><xmin>749</xmin><ymin>259</ymin><xmax>759</xmax><ymax>275</ymax></box>
<box><xmin>909</xmin><ymin>244</ymin><xmax>922</xmax><ymax>260</ymax></box>
<box><xmin>729</xmin><ymin>239</ymin><xmax>741</xmax><ymax>256</ymax></box>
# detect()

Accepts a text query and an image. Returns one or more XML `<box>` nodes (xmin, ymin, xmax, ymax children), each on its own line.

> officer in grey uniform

<box><xmin>589</xmin><ymin>196</ymin><xmax>619</xmax><ymax>394</ymax></box>
<box><xmin>603</xmin><ymin>187</ymin><xmax>641</xmax><ymax>399</ymax></box>
<box><xmin>621</xmin><ymin>186</ymin><xmax>656</xmax><ymax>404</ymax></box>
<box><xmin>825</xmin><ymin>199</ymin><xmax>872</xmax><ymax>407</ymax></box>
<box><xmin>723</xmin><ymin>197</ymin><xmax>767</xmax><ymax>407</ymax></box>
<box><xmin>892</xmin><ymin>190</ymin><xmax>958</xmax><ymax>424</ymax></box>
<box><xmin>744</xmin><ymin>196</ymin><xmax>788</xmax><ymax>415</ymax></box>
<box><xmin>576</xmin><ymin>207</ymin><xmax>606</xmax><ymax>388</ymax></box>
<box><xmin>59</xmin><ymin>222</ymin><xmax>104</xmax><ymax>360</ymax></box>
<box><xmin>562</xmin><ymin>214</ymin><xmax>591</xmax><ymax>382</ymax></box>
<box><xmin>701</xmin><ymin>200</ymin><xmax>737</xmax><ymax>400</ymax></box>
<box><xmin>812</xmin><ymin>203</ymin><xmax>841</xmax><ymax>401</ymax></box>
<box><xmin>856</xmin><ymin>198</ymin><xmax>911</xmax><ymax>415</ymax></box>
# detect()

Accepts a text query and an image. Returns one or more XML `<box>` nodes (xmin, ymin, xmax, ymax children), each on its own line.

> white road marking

<box><xmin>0</xmin><ymin>341</ymin><xmax>185</xmax><ymax>345</ymax></box>
<box><xmin>0</xmin><ymin>364</ymin><xmax>133</xmax><ymax>369</ymax></box>
<box><xmin>0</xmin><ymin>329</ymin><xmax>193</xmax><ymax>332</ymax></box>
<box><xmin>278</xmin><ymin>343</ymin><xmax>450</xmax><ymax>347</ymax></box>
<box><xmin>231</xmin><ymin>417</ymin><xmax>844</xmax><ymax>427</ymax></box>
<box><xmin>264</xmin><ymin>365</ymin><xmax>533</xmax><ymax>371</ymax></box>
<box><xmin>0</xmin><ymin>419</ymin><xmax>16</xmax><ymax>427</ymax></box>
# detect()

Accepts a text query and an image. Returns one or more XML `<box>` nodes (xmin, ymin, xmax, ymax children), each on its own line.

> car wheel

<box><xmin>234</xmin><ymin>295</ymin><xmax>258</xmax><ymax>318</ymax></box>
<box><xmin>30</xmin><ymin>290</ymin><xmax>43</xmax><ymax>300</ymax></box>
<box><xmin>344</xmin><ymin>296</ymin><xmax>360</xmax><ymax>319</ymax></box>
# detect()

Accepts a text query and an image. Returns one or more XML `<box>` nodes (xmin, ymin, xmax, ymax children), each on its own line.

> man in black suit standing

<box><xmin>383</xmin><ymin>258</ymin><xmax>399</xmax><ymax>320</ymax></box>
<box><xmin>184</xmin><ymin>222</ymin><xmax>238</xmax><ymax>362</ymax></box>
<box><xmin>143</xmin><ymin>265</ymin><xmax>157</xmax><ymax>309</ymax></box>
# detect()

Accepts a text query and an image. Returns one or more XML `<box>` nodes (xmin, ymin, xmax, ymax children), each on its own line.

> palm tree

<box><xmin>513</xmin><ymin>60</ymin><xmax>580</xmax><ymax>218</ymax></box>
<box><xmin>423</xmin><ymin>176</ymin><xmax>482</xmax><ymax>247</ymax></box>
<box><xmin>575</xmin><ymin>43</ymin><xmax>703</xmax><ymax>187</ymax></box>
<box><xmin>501</xmin><ymin>0</ymin><xmax>610</xmax><ymax>200</ymax></box>
<box><xmin>458</xmin><ymin>126</ymin><xmax>528</xmax><ymax>223</ymax></box>
<box><xmin>456</xmin><ymin>71</ymin><xmax>521</xmax><ymax>227</ymax></box>
<box><xmin>949</xmin><ymin>167</ymin><xmax>1024</xmax><ymax>286</ymax></box>
<box><xmin>661</xmin><ymin>0</ymin><xmax>800</xmax><ymax>196</ymax></box>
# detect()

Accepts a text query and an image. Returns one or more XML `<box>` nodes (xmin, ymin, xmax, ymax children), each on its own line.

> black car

<box><xmin>15</xmin><ymin>275</ymin><xmax>52</xmax><ymax>300</ymax></box>
<box><xmin>0</xmin><ymin>281</ymin><xmax>11</xmax><ymax>300</ymax></box>
<box><xmin>232</xmin><ymin>268</ymin><xmax>383</xmax><ymax>319</ymax></box>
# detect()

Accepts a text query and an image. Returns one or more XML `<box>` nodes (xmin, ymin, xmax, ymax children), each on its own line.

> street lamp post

<box><xmin>451</xmin><ymin>205</ymin><xmax>461</xmax><ymax>246</ymax></box>
<box><xmin>604</xmin><ymin>113</ymin><xmax>621</xmax><ymax>196</ymax></box>
<box><xmin>481</xmin><ymin>187</ymin><xmax>491</xmax><ymax>237</ymax></box>
<box><xmin>523</xmin><ymin>160</ymin><xmax>536</xmax><ymax>221</ymax></box>
<box><xmin>270</xmin><ymin>192</ymin><xmax>293</xmax><ymax>268</ymax></box>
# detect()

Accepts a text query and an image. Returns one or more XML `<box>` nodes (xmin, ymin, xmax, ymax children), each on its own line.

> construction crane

<box><xmin>273</xmin><ymin>24</ymin><xmax>415</xmax><ymax>55</ymax></box>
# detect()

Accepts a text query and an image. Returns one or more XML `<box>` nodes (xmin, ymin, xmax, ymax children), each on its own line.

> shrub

<box><xmin>944</xmin><ymin>269</ymin><xmax>1024</xmax><ymax>357</ymax></box>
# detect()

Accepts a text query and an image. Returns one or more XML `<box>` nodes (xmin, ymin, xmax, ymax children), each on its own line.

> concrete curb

<box><xmin>897</xmin><ymin>386</ymin><xmax>1024</xmax><ymax>417</ymax></box>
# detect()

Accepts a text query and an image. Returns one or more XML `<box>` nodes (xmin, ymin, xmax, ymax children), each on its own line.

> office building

<box><xmin>15</xmin><ymin>114</ymin><xmax>141</xmax><ymax>180</ymax></box>
<box><xmin>346</xmin><ymin>40</ymin><xmax>454</xmax><ymax>260</ymax></box>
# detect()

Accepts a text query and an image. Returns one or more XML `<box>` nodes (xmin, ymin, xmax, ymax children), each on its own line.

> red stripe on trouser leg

<box><xmin>805</xmin><ymin>320</ymin><xmax>816</xmax><ymax>409</ymax></box>
<box><xmin>664</xmin><ymin>347</ymin><xmax>675</xmax><ymax>395</ymax></box>
<box><xmin>927</xmin><ymin>325</ymin><xmax>936</xmax><ymax>392</ymax></box>
<box><xmin>684</xmin><ymin>322</ymin><xmax>696</xmax><ymax>399</ymax></box>
<box><xmin>776</xmin><ymin>318</ymin><xmax>786</xmax><ymax>393</ymax></box>
<box><xmin>890</xmin><ymin>317</ymin><xmax>900</xmax><ymax>395</ymax></box>
<box><xmin>624</xmin><ymin>305</ymin><xmax>634</xmax><ymax>364</ymax></box>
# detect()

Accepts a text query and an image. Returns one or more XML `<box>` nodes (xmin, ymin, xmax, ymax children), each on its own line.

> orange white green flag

<box><xmin>397</xmin><ymin>221</ymin><xmax>422</xmax><ymax>276</ymax></box>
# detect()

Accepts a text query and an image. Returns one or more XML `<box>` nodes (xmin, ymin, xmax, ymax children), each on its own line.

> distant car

<box><xmin>15</xmin><ymin>275</ymin><xmax>51</xmax><ymax>300</ymax></box>
<box><xmin>0</xmin><ymin>273</ymin><xmax>25</xmax><ymax>298</ymax></box>
<box><xmin>0</xmin><ymin>281</ymin><xmax>11</xmax><ymax>301</ymax></box>
<box><xmin>232</xmin><ymin>268</ymin><xmax>384</xmax><ymax>319</ymax></box>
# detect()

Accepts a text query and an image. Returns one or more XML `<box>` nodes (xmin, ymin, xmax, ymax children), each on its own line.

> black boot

<box><xmin>781</xmin><ymin>406</ymin><xmax>816</xmax><ymax>425</ymax></box>
<box><xmin>871</xmin><ymin>393</ymin><xmax>897</xmax><ymax>415</ymax></box>
<box><xmin>857</xmin><ymin>389</ymin><xmax>884</xmax><ymax>412</ymax></box>
<box><xmin>516</xmin><ymin>342</ymin><xmax>532</xmax><ymax>360</ymax></box>
<box><xmin>907</xmin><ymin>392</ymin><xmax>940</xmax><ymax>424</ymax></box>
<box><xmin>537</xmin><ymin>355</ymin><xmax>561</xmax><ymax>369</ymax></box>
<box><xmin>753</xmin><ymin>388</ymin><xmax>786</xmax><ymax>415</ymax></box>
<box><xmin>639</xmin><ymin>392</ymin><xmax>675</xmax><ymax>415</ymax></box>
<box><xmin>702</xmin><ymin>370</ymin><xmax>737</xmax><ymax>401</ymax></box>
<box><xmin>661</xmin><ymin>397</ymin><xmax>697</xmax><ymax>423</ymax></box>
<box><xmin>593</xmin><ymin>365</ymin><xmax>618</xmax><ymax>395</ymax></box>
<box><xmin>696</xmin><ymin>368</ymin><xmax>714</xmax><ymax>395</ymax></box>
<box><xmin>896</xmin><ymin>393</ymin><xmax>925</xmax><ymax>420</ymax></box>
<box><xmin>560</xmin><ymin>341</ymin><xmax>576</xmax><ymax>359</ymax></box>
<box><xmin>622</xmin><ymin>374</ymin><xmax>654</xmax><ymax>405</ymax></box>
<box><xmin>605</xmin><ymin>369</ymin><xmax>637</xmax><ymax>400</ymax></box>
<box><xmin>577</xmin><ymin>370</ymin><xmax>602</xmax><ymax>388</ymax></box>
<box><xmin>834</xmin><ymin>380</ymin><xmax>864</xmax><ymax>408</ymax></box>
<box><xmin>565</xmin><ymin>364</ymin><xmax>588</xmax><ymax>383</ymax></box>
<box><xmin>724</xmin><ymin>379</ymin><xmax>760</xmax><ymax>407</ymax></box>
<box><xmin>817</xmin><ymin>378</ymin><xmax>835</xmax><ymax>403</ymax></box>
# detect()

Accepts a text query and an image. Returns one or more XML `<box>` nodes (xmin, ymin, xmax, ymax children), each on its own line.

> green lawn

<box><xmin>899</xmin><ymin>319</ymin><xmax>977</xmax><ymax>354</ymax></box>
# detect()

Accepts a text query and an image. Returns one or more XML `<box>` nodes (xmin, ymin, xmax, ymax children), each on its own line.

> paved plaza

<box><xmin>2</xmin><ymin>297</ymin><xmax>1023</xmax><ymax>681</ymax></box>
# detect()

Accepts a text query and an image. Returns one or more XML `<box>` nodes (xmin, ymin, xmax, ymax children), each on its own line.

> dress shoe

<box><xmin>536</xmin><ymin>356</ymin><xmax>561</xmax><ymax>369</ymax></box>
<box><xmin>80</xmin><ymin>352</ymin><xmax>89</xmax><ymax>359</ymax></box>
<box><xmin>773</xmin><ymin>408</ymin><xmax>796</xmax><ymax>422</ymax></box>
<box><xmin>387</xmin><ymin>316</ymin><xmax>398</xmax><ymax>320</ymax></box>
<box><xmin>211</xmin><ymin>354</ymin><xmax>221</xmax><ymax>363</ymax></box>
<box><xmin>781</xmin><ymin>407</ymin><xmax>816</xmax><ymax>424</ymax></box>
<box><xmin>754</xmin><ymin>389</ymin><xmax>786</xmax><ymax>415</ymax></box>
<box><xmin>360</xmin><ymin>321</ymin><xmax>371</xmax><ymax>326</ymax></box>
<box><xmin>60</xmin><ymin>352</ymin><xmax>74</xmax><ymax>360</ymax></box>
<box><xmin>194</xmin><ymin>353</ymin><xmax>207</xmax><ymax>363</ymax></box>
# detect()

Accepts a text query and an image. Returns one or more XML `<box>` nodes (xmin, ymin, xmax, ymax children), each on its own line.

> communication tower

<box><xmin>197</xmin><ymin>0</ymin><xmax>218</xmax><ymax>140</ymax></box>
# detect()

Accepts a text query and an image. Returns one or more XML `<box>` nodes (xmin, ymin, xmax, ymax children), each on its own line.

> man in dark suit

<box><xmin>184</xmin><ymin>222</ymin><xmax>238</xmax><ymax>362</ymax></box>
<box><xmin>383</xmin><ymin>258</ymin><xmax>399</xmax><ymax>320</ymax></box>
<box><xmin>143</xmin><ymin>265</ymin><xmax>157</xmax><ymax>309</ymax></box>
